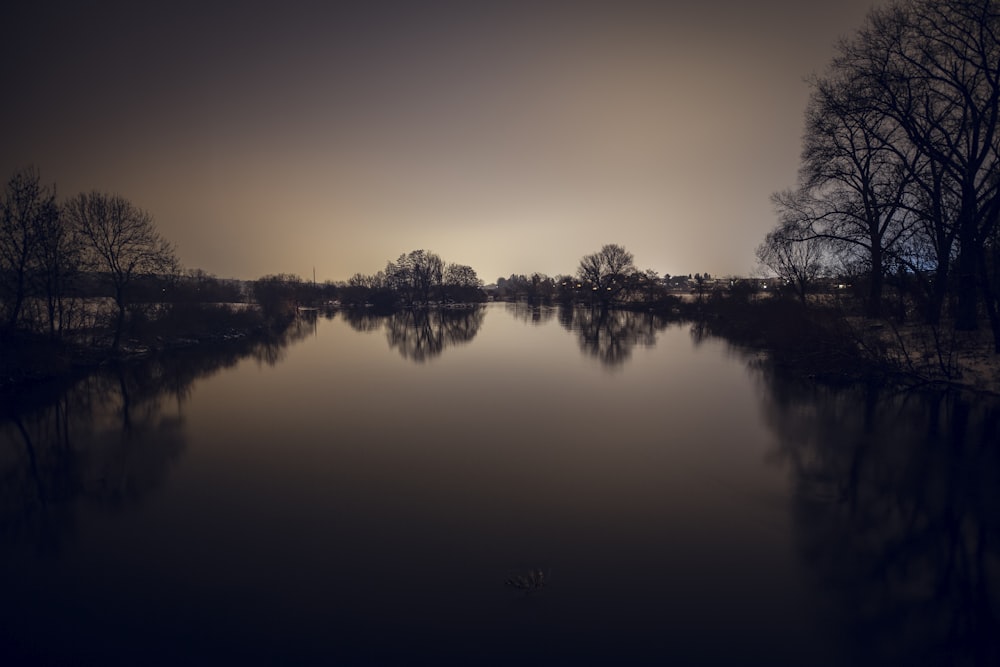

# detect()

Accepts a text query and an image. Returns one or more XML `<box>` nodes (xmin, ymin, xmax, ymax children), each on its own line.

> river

<box><xmin>2</xmin><ymin>303</ymin><xmax>997</xmax><ymax>665</ymax></box>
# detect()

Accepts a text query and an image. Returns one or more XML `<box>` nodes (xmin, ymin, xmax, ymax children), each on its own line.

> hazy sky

<box><xmin>2</xmin><ymin>0</ymin><xmax>883</xmax><ymax>283</ymax></box>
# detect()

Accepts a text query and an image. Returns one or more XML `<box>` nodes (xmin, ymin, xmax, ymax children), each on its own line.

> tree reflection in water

<box><xmin>758</xmin><ymin>370</ymin><xmax>1000</xmax><ymax>666</ymax></box>
<box><xmin>251</xmin><ymin>311</ymin><xmax>319</xmax><ymax>367</ymax></box>
<box><xmin>0</xmin><ymin>323</ymin><xmax>309</xmax><ymax>555</ymax></box>
<box><xmin>505</xmin><ymin>302</ymin><xmax>556</xmax><ymax>326</ymax></box>
<box><xmin>559</xmin><ymin>305</ymin><xmax>668</xmax><ymax>368</ymax></box>
<box><xmin>342</xmin><ymin>306</ymin><xmax>486</xmax><ymax>362</ymax></box>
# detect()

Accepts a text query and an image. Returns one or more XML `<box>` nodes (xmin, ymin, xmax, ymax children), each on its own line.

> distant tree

<box><xmin>577</xmin><ymin>243</ymin><xmax>636</xmax><ymax>305</ymax></box>
<box><xmin>175</xmin><ymin>269</ymin><xmax>244</xmax><ymax>304</ymax></box>
<box><xmin>692</xmin><ymin>273</ymin><xmax>708</xmax><ymax>302</ymax></box>
<box><xmin>554</xmin><ymin>274</ymin><xmax>578</xmax><ymax>303</ymax></box>
<box><xmin>525</xmin><ymin>272</ymin><xmax>555</xmax><ymax>303</ymax></box>
<box><xmin>443</xmin><ymin>263</ymin><xmax>480</xmax><ymax>288</ymax></box>
<box><xmin>65</xmin><ymin>191</ymin><xmax>179</xmax><ymax>349</ymax></box>
<box><xmin>386</xmin><ymin>250</ymin><xmax>444</xmax><ymax>305</ymax></box>
<box><xmin>0</xmin><ymin>167</ymin><xmax>60</xmax><ymax>330</ymax></box>
<box><xmin>494</xmin><ymin>274</ymin><xmax>527</xmax><ymax>300</ymax></box>
<box><xmin>252</xmin><ymin>273</ymin><xmax>301</xmax><ymax>322</ymax></box>
<box><xmin>637</xmin><ymin>269</ymin><xmax>664</xmax><ymax>303</ymax></box>
<box><xmin>756</xmin><ymin>225</ymin><xmax>827</xmax><ymax>305</ymax></box>
<box><xmin>728</xmin><ymin>278</ymin><xmax>759</xmax><ymax>302</ymax></box>
<box><xmin>442</xmin><ymin>263</ymin><xmax>485</xmax><ymax>302</ymax></box>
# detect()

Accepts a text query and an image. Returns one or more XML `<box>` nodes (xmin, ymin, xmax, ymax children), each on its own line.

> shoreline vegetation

<box><xmin>1</xmin><ymin>219</ymin><xmax>998</xmax><ymax>397</ymax></box>
<box><xmin>3</xmin><ymin>280</ymin><xmax>998</xmax><ymax>399</ymax></box>
<box><xmin>1</xmin><ymin>175</ymin><xmax>997</xmax><ymax>397</ymax></box>
<box><xmin>4</xmin><ymin>1</ymin><xmax>999</xmax><ymax>396</ymax></box>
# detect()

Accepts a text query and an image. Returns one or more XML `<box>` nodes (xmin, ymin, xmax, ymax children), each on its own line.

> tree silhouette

<box><xmin>766</xmin><ymin>0</ymin><xmax>1000</xmax><ymax>346</ymax></box>
<box><xmin>756</xmin><ymin>221</ymin><xmax>827</xmax><ymax>304</ymax></box>
<box><xmin>0</xmin><ymin>167</ymin><xmax>60</xmax><ymax>330</ymax></box>
<box><xmin>65</xmin><ymin>192</ymin><xmax>178</xmax><ymax>349</ymax></box>
<box><xmin>577</xmin><ymin>244</ymin><xmax>636</xmax><ymax>305</ymax></box>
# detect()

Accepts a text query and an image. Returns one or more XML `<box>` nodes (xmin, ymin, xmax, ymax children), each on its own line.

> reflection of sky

<box><xmin>4</xmin><ymin>303</ymin><xmax>996</xmax><ymax>663</ymax></box>
<box><xmin>3</xmin><ymin>1</ymin><xmax>883</xmax><ymax>283</ymax></box>
<box><xmin>178</xmin><ymin>304</ymin><xmax>810</xmax><ymax>660</ymax></box>
<box><xmin>16</xmin><ymin>303</ymin><xmax>998</xmax><ymax>662</ymax></box>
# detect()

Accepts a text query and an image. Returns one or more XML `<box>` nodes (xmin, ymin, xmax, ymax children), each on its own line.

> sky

<box><xmin>1</xmin><ymin>0</ymin><xmax>884</xmax><ymax>284</ymax></box>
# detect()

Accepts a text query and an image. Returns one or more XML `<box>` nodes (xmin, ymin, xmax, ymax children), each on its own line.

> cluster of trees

<box><xmin>494</xmin><ymin>267</ymin><xmax>709</xmax><ymax>304</ymax></box>
<box><xmin>495</xmin><ymin>244</ymin><xmax>671</xmax><ymax>307</ymax></box>
<box><xmin>1</xmin><ymin>167</ymin><xmax>179</xmax><ymax>348</ymax></box>
<box><xmin>1</xmin><ymin>167</ymin><xmax>298</xmax><ymax>350</ymax></box>
<box><xmin>341</xmin><ymin>249</ymin><xmax>486</xmax><ymax>308</ymax></box>
<box><xmin>758</xmin><ymin>0</ymin><xmax>1000</xmax><ymax>350</ymax></box>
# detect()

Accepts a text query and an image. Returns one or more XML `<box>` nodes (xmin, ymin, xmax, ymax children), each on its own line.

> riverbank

<box><xmin>671</xmin><ymin>296</ymin><xmax>1000</xmax><ymax>396</ymax></box>
<box><xmin>0</xmin><ymin>303</ymin><xmax>293</xmax><ymax>396</ymax></box>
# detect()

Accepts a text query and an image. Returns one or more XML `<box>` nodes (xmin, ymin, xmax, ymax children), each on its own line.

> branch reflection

<box><xmin>505</xmin><ymin>302</ymin><xmax>556</xmax><ymax>326</ymax></box>
<box><xmin>559</xmin><ymin>306</ymin><xmax>669</xmax><ymax>368</ymax></box>
<box><xmin>0</xmin><ymin>324</ymin><xmax>308</xmax><ymax>555</ymax></box>
<box><xmin>759</xmin><ymin>371</ymin><xmax>1000</xmax><ymax>666</ymax></box>
<box><xmin>341</xmin><ymin>306</ymin><xmax>486</xmax><ymax>362</ymax></box>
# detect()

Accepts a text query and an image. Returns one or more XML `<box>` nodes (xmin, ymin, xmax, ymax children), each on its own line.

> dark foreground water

<box><xmin>2</xmin><ymin>303</ymin><xmax>998</xmax><ymax>666</ymax></box>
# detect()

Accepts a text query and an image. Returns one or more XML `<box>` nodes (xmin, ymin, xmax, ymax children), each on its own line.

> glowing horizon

<box><xmin>1</xmin><ymin>0</ymin><xmax>885</xmax><ymax>284</ymax></box>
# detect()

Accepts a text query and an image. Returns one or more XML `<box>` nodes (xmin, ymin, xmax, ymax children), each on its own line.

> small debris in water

<box><xmin>505</xmin><ymin>569</ymin><xmax>547</xmax><ymax>593</ymax></box>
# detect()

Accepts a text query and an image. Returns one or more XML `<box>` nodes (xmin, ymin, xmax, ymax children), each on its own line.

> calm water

<box><xmin>2</xmin><ymin>303</ymin><xmax>998</xmax><ymax>666</ymax></box>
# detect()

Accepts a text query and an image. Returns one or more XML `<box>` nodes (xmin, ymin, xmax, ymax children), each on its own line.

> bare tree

<box><xmin>443</xmin><ymin>263</ymin><xmax>481</xmax><ymax>289</ymax></box>
<box><xmin>385</xmin><ymin>250</ymin><xmax>444</xmax><ymax>305</ymax></box>
<box><xmin>66</xmin><ymin>192</ymin><xmax>178</xmax><ymax>349</ymax></box>
<box><xmin>788</xmin><ymin>70</ymin><xmax>917</xmax><ymax>317</ymax></box>
<box><xmin>0</xmin><ymin>167</ymin><xmax>58</xmax><ymax>329</ymax></box>
<box><xmin>34</xmin><ymin>197</ymin><xmax>81</xmax><ymax>337</ymax></box>
<box><xmin>839</xmin><ymin>0</ymin><xmax>1000</xmax><ymax>331</ymax></box>
<box><xmin>252</xmin><ymin>273</ymin><xmax>302</xmax><ymax>322</ymax></box>
<box><xmin>577</xmin><ymin>243</ymin><xmax>636</xmax><ymax>305</ymax></box>
<box><xmin>442</xmin><ymin>263</ymin><xmax>485</xmax><ymax>302</ymax></box>
<box><xmin>756</xmin><ymin>223</ymin><xmax>827</xmax><ymax>305</ymax></box>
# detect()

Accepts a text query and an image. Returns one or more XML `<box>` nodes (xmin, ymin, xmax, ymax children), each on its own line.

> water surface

<box><xmin>2</xmin><ymin>303</ymin><xmax>997</xmax><ymax>665</ymax></box>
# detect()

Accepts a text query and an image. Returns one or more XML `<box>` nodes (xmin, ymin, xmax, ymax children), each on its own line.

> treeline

<box><xmin>0</xmin><ymin>167</ymin><xmax>181</xmax><ymax>349</ymax></box>
<box><xmin>340</xmin><ymin>249</ymin><xmax>486</xmax><ymax>309</ymax></box>
<box><xmin>0</xmin><ymin>164</ymin><xmax>494</xmax><ymax>354</ymax></box>
<box><xmin>251</xmin><ymin>244</ymin><xmax>715</xmax><ymax>314</ymax></box>
<box><xmin>492</xmin><ymin>243</ymin><xmax>718</xmax><ymax>307</ymax></box>
<box><xmin>758</xmin><ymin>0</ymin><xmax>1000</xmax><ymax>352</ymax></box>
<box><xmin>0</xmin><ymin>167</ymin><xmax>319</xmax><ymax>355</ymax></box>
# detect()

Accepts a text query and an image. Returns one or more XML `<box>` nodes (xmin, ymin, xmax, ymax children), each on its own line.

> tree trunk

<box><xmin>955</xmin><ymin>204</ymin><xmax>979</xmax><ymax>331</ymax></box>
<box><xmin>977</xmin><ymin>247</ymin><xmax>1000</xmax><ymax>354</ymax></box>
<box><xmin>926</xmin><ymin>267</ymin><xmax>949</xmax><ymax>326</ymax></box>
<box><xmin>866</xmin><ymin>244</ymin><xmax>883</xmax><ymax>318</ymax></box>
<box><xmin>112</xmin><ymin>296</ymin><xmax>126</xmax><ymax>351</ymax></box>
<box><xmin>6</xmin><ymin>270</ymin><xmax>26</xmax><ymax>328</ymax></box>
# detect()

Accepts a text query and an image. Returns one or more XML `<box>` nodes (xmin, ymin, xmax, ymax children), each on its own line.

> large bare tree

<box><xmin>577</xmin><ymin>243</ymin><xmax>636</xmax><ymax>305</ymax></box>
<box><xmin>756</xmin><ymin>222</ymin><xmax>827</xmax><ymax>305</ymax></box>
<box><xmin>788</xmin><ymin>70</ymin><xmax>917</xmax><ymax>317</ymax></box>
<box><xmin>0</xmin><ymin>166</ymin><xmax>59</xmax><ymax>329</ymax></box>
<box><xmin>66</xmin><ymin>191</ymin><xmax>178</xmax><ymax>349</ymax></box>
<box><xmin>840</xmin><ymin>0</ymin><xmax>1000</xmax><ymax>331</ymax></box>
<box><xmin>385</xmin><ymin>249</ymin><xmax>444</xmax><ymax>306</ymax></box>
